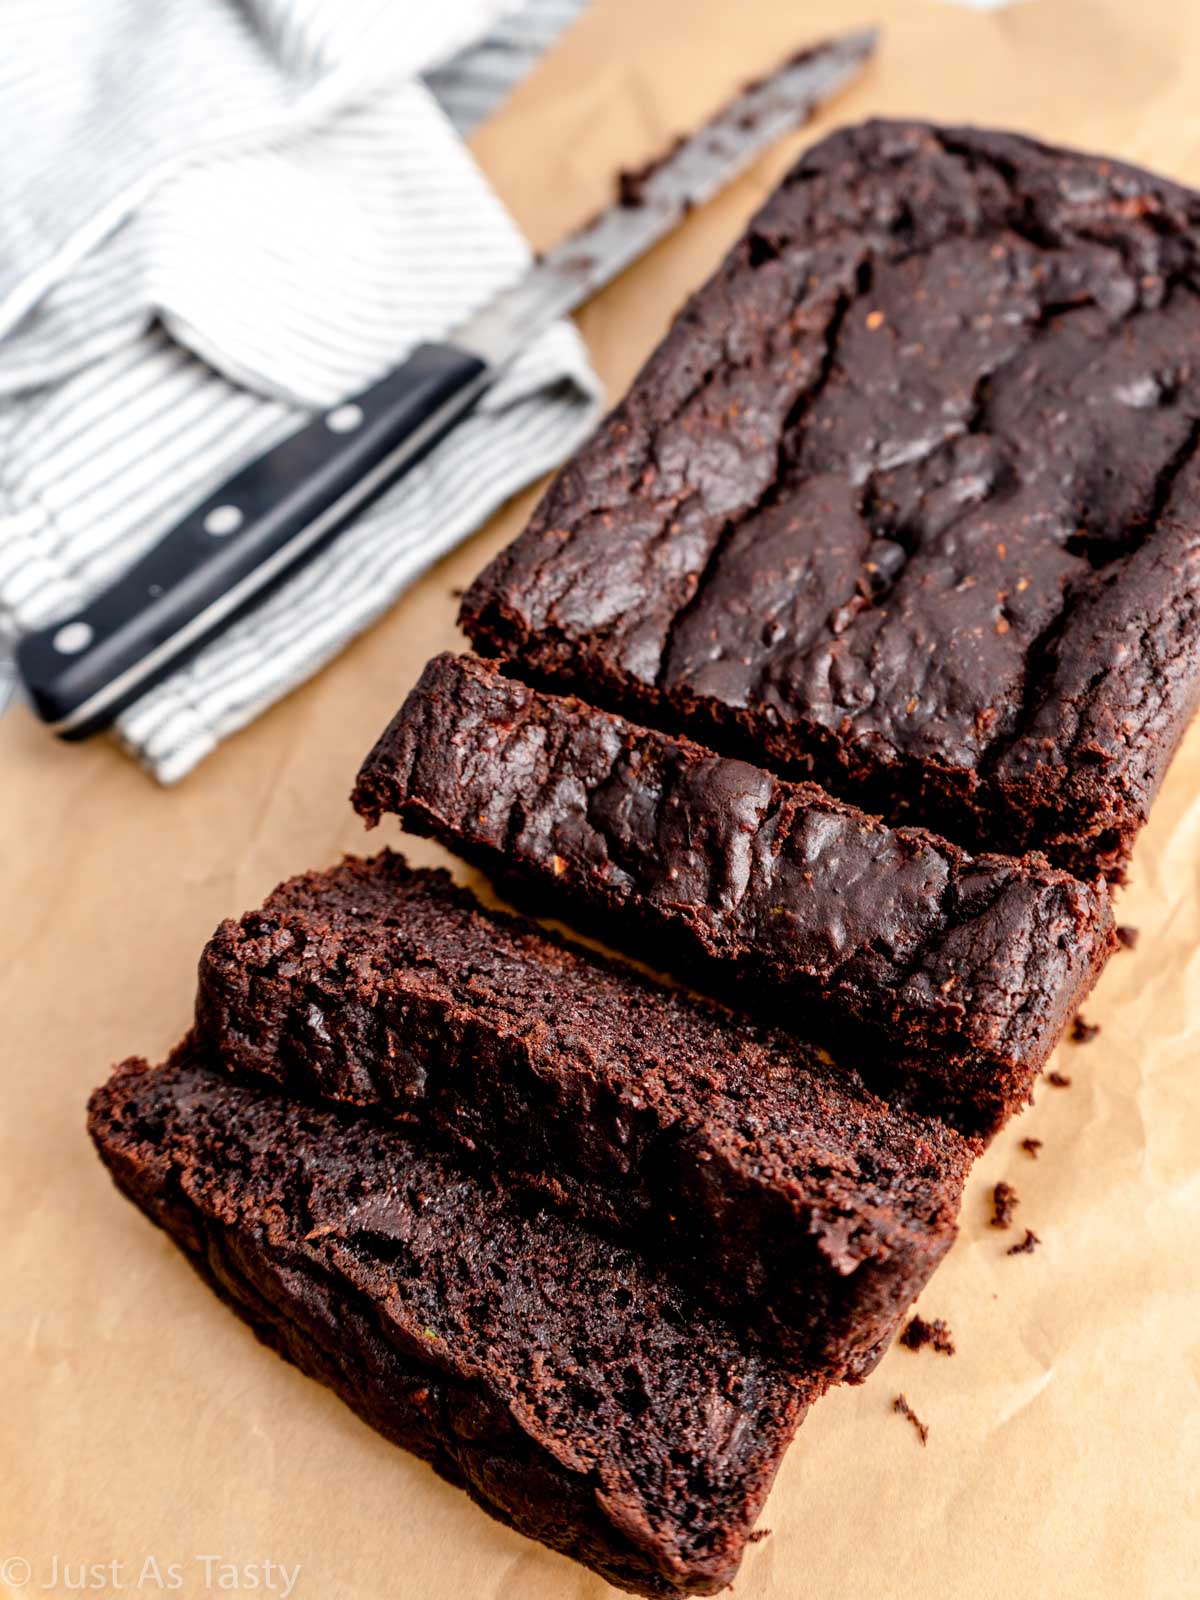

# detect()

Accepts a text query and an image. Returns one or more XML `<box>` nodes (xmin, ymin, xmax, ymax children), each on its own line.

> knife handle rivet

<box><xmin>326</xmin><ymin>403</ymin><xmax>364</xmax><ymax>434</ymax></box>
<box><xmin>204</xmin><ymin>505</ymin><xmax>244</xmax><ymax>537</ymax></box>
<box><xmin>53</xmin><ymin>621</ymin><xmax>94</xmax><ymax>655</ymax></box>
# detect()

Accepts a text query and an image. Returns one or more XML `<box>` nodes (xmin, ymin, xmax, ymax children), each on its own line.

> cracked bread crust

<box><xmin>461</xmin><ymin>120</ymin><xmax>1200</xmax><ymax>880</ymax></box>
<box><xmin>196</xmin><ymin>850</ymin><xmax>970</xmax><ymax>1378</ymax></box>
<box><xmin>352</xmin><ymin>654</ymin><xmax>1114</xmax><ymax>1139</ymax></box>
<box><xmin>88</xmin><ymin>1049</ymin><xmax>812</xmax><ymax>1598</ymax></box>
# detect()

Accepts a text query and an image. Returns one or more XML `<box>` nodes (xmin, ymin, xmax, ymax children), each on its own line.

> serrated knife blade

<box><xmin>459</xmin><ymin>27</ymin><xmax>878</xmax><ymax>363</ymax></box>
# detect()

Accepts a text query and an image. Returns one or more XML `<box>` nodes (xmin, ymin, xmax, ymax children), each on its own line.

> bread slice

<box><xmin>353</xmin><ymin>652</ymin><xmax>1113</xmax><ymax>1137</ymax></box>
<box><xmin>196</xmin><ymin>850</ymin><xmax>970</xmax><ymax>1379</ymax></box>
<box><xmin>88</xmin><ymin>1047</ymin><xmax>814</xmax><ymax>1597</ymax></box>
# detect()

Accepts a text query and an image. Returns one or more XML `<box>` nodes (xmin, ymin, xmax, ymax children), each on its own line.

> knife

<box><xmin>16</xmin><ymin>28</ymin><xmax>877</xmax><ymax>740</ymax></box>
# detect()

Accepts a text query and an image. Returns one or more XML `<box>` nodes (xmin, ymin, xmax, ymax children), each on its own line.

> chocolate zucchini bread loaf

<box><xmin>353</xmin><ymin>654</ymin><xmax>1114</xmax><ymax>1137</ymax></box>
<box><xmin>461</xmin><ymin>119</ymin><xmax>1200</xmax><ymax>881</ymax></box>
<box><xmin>196</xmin><ymin>850</ymin><xmax>971</xmax><ymax>1378</ymax></box>
<box><xmin>89</xmin><ymin>1048</ymin><xmax>813</xmax><ymax>1598</ymax></box>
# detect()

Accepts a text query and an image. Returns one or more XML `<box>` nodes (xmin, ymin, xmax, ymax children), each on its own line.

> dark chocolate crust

<box><xmin>196</xmin><ymin>850</ymin><xmax>970</xmax><ymax>1378</ymax></box>
<box><xmin>88</xmin><ymin>1050</ymin><xmax>812</xmax><ymax>1598</ymax></box>
<box><xmin>353</xmin><ymin>654</ymin><xmax>1113</xmax><ymax>1138</ymax></box>
<box><xmin>461</xmin><ymin>120</ymin><xmax>1200</xmax><ymax>881</ymax></box>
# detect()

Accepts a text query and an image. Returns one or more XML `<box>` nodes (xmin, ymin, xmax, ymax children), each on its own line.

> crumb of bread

<box><xmin>900</xmin><ymin>1315</ymin><xmax>955</xmax><ymax>1355</ymax></box>
<box><xmin>1007</xmin><ymin>1229</ymin><xmax>1040</xmax><ymax>1256</ymax></box>
<box><xmin>991</xmin><ymin>1181</ymin><xmax>1018</xmax><ymax>1228</ymax></box>
<box><xmin>893</xmin><ymin>1394</ymin><xmax>929</xmax><ymax>1445</ymax></box>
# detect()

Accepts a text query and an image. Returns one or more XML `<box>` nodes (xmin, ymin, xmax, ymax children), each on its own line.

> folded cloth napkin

<box><xmin>0</xmin><ymin>0</ymin><xmax>600</xmax><ymax>782</ymax></box>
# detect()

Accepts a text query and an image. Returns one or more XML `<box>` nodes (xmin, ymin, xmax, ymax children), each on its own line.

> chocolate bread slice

<box><xmin>196</xmin><ymin>850</ymin><xmax>971</xmax><ymax>1378</ymax></box>
<box><xmin>461</xmin><ymin>120</ymin><xmax>1200</xmax><ymax>881</ymax></box>
<box><xmin>88</xmin><ymin>1049</ymin><xmax>812</xmax><ymax>1597</ymax></box>
<box><xmin>353</xmin><ymin>654</ymin><xmax>1114</xmax><ymax>1137</ymax></box>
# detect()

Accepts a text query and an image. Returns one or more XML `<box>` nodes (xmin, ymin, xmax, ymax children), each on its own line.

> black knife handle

<box><xmin>16</xmin><ymin>340</ymin><xmax>490</xmax><ymax>739</ymax></box>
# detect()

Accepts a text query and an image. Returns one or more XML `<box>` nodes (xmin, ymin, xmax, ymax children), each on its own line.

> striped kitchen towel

<box><xmin>0</xmin><ymin>0</ymin><xmax>598</xmax><ymax>782</ymax></box>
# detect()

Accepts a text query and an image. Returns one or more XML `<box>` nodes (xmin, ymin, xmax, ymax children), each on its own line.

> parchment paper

<box><xmin>4</xmin><ymin>2</ymin><xmax>1199</xmax><ymax>1596</ymax></box>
